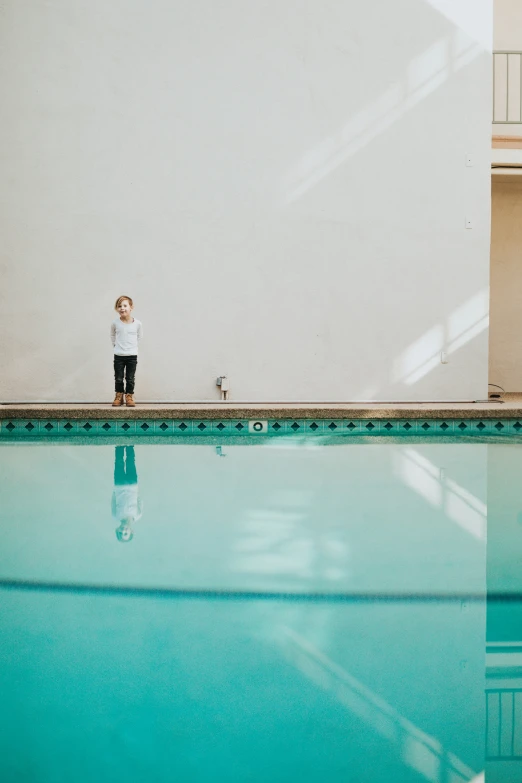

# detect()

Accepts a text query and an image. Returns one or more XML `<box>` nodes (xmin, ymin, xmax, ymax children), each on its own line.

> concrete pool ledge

<box><xmin>0</xmin><ymin>400</ymin><xmax>521</xmax><ymax>420</ymax></box>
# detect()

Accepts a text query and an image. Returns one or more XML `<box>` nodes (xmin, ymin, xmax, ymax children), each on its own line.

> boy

<box><xmin>111</xmin><ymin>295</ymin><xmax>143</xmax><ymax>407</ymax></box>
<box><xmin>112</xmin><ymin>445</ymin><xmax>143</xmax><ymax>542</ymax></box>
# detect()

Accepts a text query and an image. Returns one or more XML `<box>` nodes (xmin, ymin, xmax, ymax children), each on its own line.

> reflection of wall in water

<box><xmin>0</xmin><ymin>442</ymin><xmax>487</xmax><ymax>595</ymax></box>
<box><xmin>486</xmin><ymin>444</ymin><xmax>522</xmax><ymax>779</ymax></box>
<box><xmin>0</xmin><ymin>439</ymin><xmax>490</xmax><ymax>780</ymax></box>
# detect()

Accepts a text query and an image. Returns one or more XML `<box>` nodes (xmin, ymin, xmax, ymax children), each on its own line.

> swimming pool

<box><xmin>0</xmin><ymin>432</ymin><xmax>520</xmax><ymax>782</ymax></box>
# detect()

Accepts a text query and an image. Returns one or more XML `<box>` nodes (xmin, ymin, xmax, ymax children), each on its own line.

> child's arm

<box><xmin>110</xmin><ymin>322</ymin><xmax>116</xmax><ymax>347</ymax></box>
<box><xmin>137</xmin><ymin>322</ymin><xmax>143</xmax><ymax>341</ymax></box>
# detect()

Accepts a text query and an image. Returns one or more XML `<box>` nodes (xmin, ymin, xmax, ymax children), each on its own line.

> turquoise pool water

<box><xmin>0</xmin><ymin>436</ymin><xmax>521</xmax><ymax>782</ymax></box>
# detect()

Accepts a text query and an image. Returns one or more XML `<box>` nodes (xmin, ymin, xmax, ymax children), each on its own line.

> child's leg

<box><xmin>124</xmin><ymin>446</ymin><xmax>138</xmax><ymax>484</ymax></box>
<box><xmin>114</xmin><ymin>355</ymin><xmax>125</xmax><ymax>393</ymax></box>
<box><xmin>114</xmin><ymin>446</ymin><xmax>126</xmax><ymax>485</ymax></box>
<box><xmin>125</xmin><ymin>356</ymin><xmax>138</xmax><ymax>395</ymax></box>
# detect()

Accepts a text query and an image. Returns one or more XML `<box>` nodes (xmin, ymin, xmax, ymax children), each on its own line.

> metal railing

<box><xmin>493</xmin><ymin>51</ymin><xmax>522</xmax><ymax>124</ymax></box>
<box><xmin>486</xmin><ymin>689</ymin><xmax>522</xmax><ymax>761</ymax></box>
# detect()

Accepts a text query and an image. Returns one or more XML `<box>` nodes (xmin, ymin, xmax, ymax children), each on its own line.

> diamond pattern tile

<box><xmin>0</xmin><ymin>415</ymin><xmax>519</xmax><ymax>439</ymax></box>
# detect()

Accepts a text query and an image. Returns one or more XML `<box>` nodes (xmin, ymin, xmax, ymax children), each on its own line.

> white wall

<box><xmin>0</xmin><ymin>0</ymin><xmax>492</xmax><ymax>402</ymax></box>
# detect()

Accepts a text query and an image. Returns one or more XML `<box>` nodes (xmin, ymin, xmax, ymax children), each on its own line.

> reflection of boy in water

<box><xmin>112</xmin><ymin>446</ymin><xmax>143</xmax><ymax>542</ymax></box>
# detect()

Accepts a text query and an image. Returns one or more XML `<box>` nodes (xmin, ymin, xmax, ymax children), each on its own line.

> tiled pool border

<box><xmin>1</xmin><ymin>417</ymin><xmax>522</xmax><ymax>437</ymax></box>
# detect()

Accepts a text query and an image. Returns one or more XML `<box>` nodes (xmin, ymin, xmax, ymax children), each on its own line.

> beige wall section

<box><xmin>493</xmin><ymin>0</ymin><xmax>522</xmax><ymax>133</ymax></box>
<box><xmin>494</xmin><ymin>0</ymin><xmax>522</xmax><ymax>50</ymax></box>
<box><xmin>0</xmin><ymin>1</ymin><xmax>492</xmax><ymax>402</ymax></box>
<box><xmin>490</xmin><ymin>179</ymin><xmax>522</xmax><ymax>391</ymax></box>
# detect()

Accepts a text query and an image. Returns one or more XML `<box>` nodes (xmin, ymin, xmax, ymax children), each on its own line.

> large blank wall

<box><xmin>0</xmin><ymin>0</ymin><xmax>492</xmax><ymax>401</ymax></box>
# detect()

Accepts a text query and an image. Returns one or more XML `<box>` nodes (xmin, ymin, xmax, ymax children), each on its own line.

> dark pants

<box><xmin>114</xmin><ymin>446</ymin><xmax>137</xmax><ymax>485</ymax></box>
<box><xmin>114</xmin><ymin>354</ymin><xmax>137</xmax><ymax>394</ymax></box>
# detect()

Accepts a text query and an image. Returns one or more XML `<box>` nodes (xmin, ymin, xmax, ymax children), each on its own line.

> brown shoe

<box><xmin>125</xmin><ymin>394</ymin><xmax>136</xmax><ymax>407</ymax></box>
<box><xmin>112</xmin><ymin>392</ymin><xmax>124</xmax><ymax>407</ymax></box>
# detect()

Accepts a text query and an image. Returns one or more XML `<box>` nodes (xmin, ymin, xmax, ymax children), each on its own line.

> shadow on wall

<box><xmin>279</xmin><ymin>0</ymin><xmax>490</xmax><ymax>400</ymax></box>
<box><xmin>392</xmin><ymin>290</ymin><xmax>489</xmax><ymax>390</ymax></box>
<box><xmin>282</xmin><ymin>25</ymin><xmax>486</xmax><ymax>204</ymax></box>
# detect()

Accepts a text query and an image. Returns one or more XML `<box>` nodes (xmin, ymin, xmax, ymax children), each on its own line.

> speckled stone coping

<box><xmin>0</xmin><ymin>402</ymin><xmax>520</xmax><ymax>420</ymax></box>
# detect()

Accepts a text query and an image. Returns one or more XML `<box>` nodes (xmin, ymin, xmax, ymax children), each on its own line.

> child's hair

<box><xmin>116</xmin><ymin>525</ymin><xmax>134</xmax><ymax>543</ymax></box>
<box><xmin>115</xmin><ymin>295</ymin><xmax>133</xmax><ymax>310</ymax></box>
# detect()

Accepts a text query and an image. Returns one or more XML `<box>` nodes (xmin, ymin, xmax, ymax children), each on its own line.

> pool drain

<box><xmin>248</xmin><ymin>420</ymin><xmax>268</xmax><ymax>434</ymax></box>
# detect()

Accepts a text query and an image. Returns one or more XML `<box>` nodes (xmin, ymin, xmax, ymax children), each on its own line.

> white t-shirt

<box><xmin>110</xmin><ymin>317</ymin><xmax>143</xmax><ymax>355</ymax></box>
<box><xmin>111</xmin><ymin>485</ymin><xmax>143</xmax><ymax>522</ymax></box>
